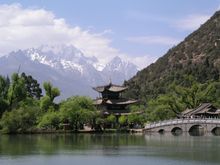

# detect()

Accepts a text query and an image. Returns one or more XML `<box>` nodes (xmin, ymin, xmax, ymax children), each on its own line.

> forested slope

<box><xmin>125</xmin><ymin>11</ymin><xmax>220</xmax><ymax>102</ymax></box>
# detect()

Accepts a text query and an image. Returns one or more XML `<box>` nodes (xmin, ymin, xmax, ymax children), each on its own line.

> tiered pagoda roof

<box><xmin>93</xmin><ymin>83</ymin><xmax>138</xmax><ymax>115</ymax></box>
<box><xmin>181</xmin><ymin>103</ymin><xmax>220</xmax><ymax>118</ymax></box>
<box><xmin>93</xmin><ymin>83</ymin><xmax>128</xmax><ymax>93</ymax></box>
<box><xmin>93</xmin><ymin>98</ymin><xmax>138</xmax><ymax>106</ymax></box>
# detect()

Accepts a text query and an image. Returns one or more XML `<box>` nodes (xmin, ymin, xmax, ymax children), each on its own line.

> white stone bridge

<box><xmin>144</xmin><ymin>118</ymin><xmax>220</xmax><ymax>135</ymax></box>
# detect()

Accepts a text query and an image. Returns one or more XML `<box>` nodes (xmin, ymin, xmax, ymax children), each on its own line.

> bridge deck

<box><xmin>145</xmin><ymin>118</ymin><xmax>220</xmax><ymax>130</ymax></box>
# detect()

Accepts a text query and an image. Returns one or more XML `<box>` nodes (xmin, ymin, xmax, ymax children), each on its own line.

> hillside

<box><xmin>125</xmin><ymin>11</ymin><xmax>220</xmax><ymax>101</ymax></box>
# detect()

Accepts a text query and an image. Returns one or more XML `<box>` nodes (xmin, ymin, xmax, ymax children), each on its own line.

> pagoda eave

<box><xmin>105</xmin><ymin>99</ymin><xmax>138</xmax><ymax>105</ymax></box>
<box><xmin>92</xmin><ymin>83</ymin><xmax>138</xmax><ymax>115</ymax></box>
<box><xmin>92</xmin><ymin>83</ymin><xmax>128</xmax><ymax>93</ymax></box>
<box><xmin>93</xmin><ymin>98</ymin><xmax>103</xmax><ymax>105</ymax></box>
<box><xmin>93</xmin><ymin>98</ymin><xmax>138</xmax><ymax>106</ymax></box>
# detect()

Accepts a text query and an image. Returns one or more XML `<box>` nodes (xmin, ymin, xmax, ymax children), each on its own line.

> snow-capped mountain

<box><xmin>0</xmin><ymin>45</ymin><xmax>138</xmax><ymax>99</ymax></box>
<box><xmin>102</xmin><ymin>56</ymin><xmax>138</xmax><ymax>83</ymax></box>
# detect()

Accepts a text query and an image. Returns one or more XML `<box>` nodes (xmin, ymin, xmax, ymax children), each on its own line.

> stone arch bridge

<box><xmin>144</xmin><ymin>119</ymin><xmax>220</xmax><ymax>135</ymax></box>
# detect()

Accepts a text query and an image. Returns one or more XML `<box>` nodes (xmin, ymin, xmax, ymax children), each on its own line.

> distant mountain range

<box><xmin>125</xmin><ymin>11</ymin><xmax>220</xmax><ymax>101</ymax></box>
<box><xmin>0</xmin><ymin>45</ymin><xmax>138</xmax><ymax>99</ymax></box>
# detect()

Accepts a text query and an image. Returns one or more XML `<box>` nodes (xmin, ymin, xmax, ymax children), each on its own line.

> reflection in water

<box><xmin>0</xmin><ymin>133</ymin><xmax>220</xmax><ymax>165</ymax></box>
<box><xmin>171</xmin><ymin>127</ymin><xmax>183</xmax><ymax>136</ymax></box>
<box><xmin>212</xmin><ymin>127</ymin><xmax>220</xmax><ymax>136</ymax></box>
<box><xmin>0</xmin><ymin>134</ymin><xmax>146</xmax><ymax>155</ymax></box>
<box><xmin>189</xmin><ymin>125</ymin><xmax>205</xmax><ymax>136</ymax></box>
<box><xmin>144</xmin><ymin>133</ymin><xmax>220</xmax><ymax>163</ymax></box>
<box><xmin>158</xmin><ymin>129</ymin><xmax>165</xmax><ymax>134</ymax></box>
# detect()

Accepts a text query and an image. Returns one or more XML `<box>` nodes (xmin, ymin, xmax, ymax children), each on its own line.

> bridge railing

<box><xmin>145</xmin><ymin>118</ymin><xmax>220</xmax><ymax>129</ymax></box>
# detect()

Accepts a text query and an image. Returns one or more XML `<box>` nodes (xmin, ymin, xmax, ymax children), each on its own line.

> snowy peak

<box><xmin>106</xmin><ymin>56</ymin><xmax>123</xmax><ymax>71</ymax></box>
<box><xmin>39</xmin><ymin>44</ymin><xmax>83</xmax><ymax>58</ymax></box>
<box><xmin>26</xmin><ymin>45</ymin><xmax>97</xmax><ymax>63</ymax></box>
<box><xmin>102</xmin><ymin>56</ymin><xmax>138</xmax><ymax>82</ymax></box>
<box><xmin>110</xmin><ymin>56</ymin><xmax>122</xmax><ymax>64</ymax></box>
<box><xmin>23</xmin><ymin>45</ymin><xmax>99</xmax><ymax>75</ymax></box>
<box><xmin>104</xmin><ymin>56</ymin><xmax>138</xmax><ymax>73</ymax></box>
<box><xmin>0</xmin><ymin>45</ymin><xmax>138</xmax><ymax>98</ymax></box>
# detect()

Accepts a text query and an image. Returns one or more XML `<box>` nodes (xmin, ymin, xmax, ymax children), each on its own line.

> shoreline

<box><xmin>0</xmin><ymin>128</ymin><xmax>144</xmax><ymax>135</ymax></box>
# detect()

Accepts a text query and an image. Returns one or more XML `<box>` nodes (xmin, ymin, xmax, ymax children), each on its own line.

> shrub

<box><xmin>0</xmin><ymin>105</ymin><xmax>39</xmax><ymax>133</ymax></box>
<box><xmin>38</xmin><ymin>110</ymin><xmax>60</xmax><ymax>130</ymax></box>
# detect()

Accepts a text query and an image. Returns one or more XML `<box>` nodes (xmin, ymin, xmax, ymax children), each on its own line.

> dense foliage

<box><xmin>0</xmin><ymin>98</ymin><xmax>40</xmax><ymax>133</ymax></box>
<box><xmin>123</xmin><ymin>11</ymin><xmax>220</xmax><ymax>121</ymax></box>
<box><xmin>145</xmin><ymin>77</ymin><xmax>220</xmax><ymax>121</ymax></box>
<box><xmin>0</xmin><ymin>72</ymin><xmax>145</xmax><ymax>133</ymax></box>
<box><xmin>59</xmin><ymin>96</ymin><xmax>97</xmax><ymax>131</ymax></box>
<box><xmin>3</xmin><ymin>70</ymin><xmax>219</xmax><ymax>133</ymax></box>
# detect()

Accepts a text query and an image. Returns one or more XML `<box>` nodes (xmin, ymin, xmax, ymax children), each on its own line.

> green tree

<box><xmin>168</xmin><ymin>79</ymin><xmax>217</xmax><ymax>111</ymax></box>
<box><xmin>21</xmin><ymin>72</ymin><xmax>42</xmax><ymax>99</ymax></box>
<box><xmin>59</xmin><ymin>96</ymin><xmax>97</xmax><ymax>131</ymax></box>
<box><xmin>146</xmin><ymin>98</ymin><xmax>177</xmax><ymax>121</ymax></box>
<box><xmin>0</xmin><ymin>104</ymin><xmax>40</xmax><ymax>133</ymax></box>
<box><xmin>40</xmin><ymin>96</ymin><xmax>52</xmax><ymax>110</ymax></box>
<box><xmin>105</xmin><ymin>114</ymin><xmax>116</xmax><ymax>128</ymax></box>
<box><xmin>127</xmin><ymin>114</ymin><xmax>145</xmax><ymax>128</ymax></box>
<box><xmin>94</xmin><ymin>117</ymin><xmax>104</xmax><ymax>130</ymax></box>
<box><xmin>38</xmin><ymin>109</ymin><xmax>60</xmax><ymax>130</ymax></box>
<box><xmin>0</xmin><ymin>75</ymin><xmax>10</xmax><ymax>98</ymax></box>
<box><xmin>0</xmin><ymin>75</ymin><xmax>10</xmax><ymax>115</ymax></box>
<box><xmin>43</xmin><ymin>82</ymin><xmax>60</xmax><ymax>102</ymax></box>
<box><xmin>40</xmin><ymin>82</ymin><xmax>60</xmax><ymax>111</ymax></box>
<box><xmin>145</xmin><ymin>78</ymin><xmax>220</xmax><ymax>121</ymax></box>
<box><xmin>119</xmin><ymin>115</ymin><xmax>127</xmax><ymax>126</ymax></box>
<box><xmin>8</xmin><ymin>73</ymin><xmax>27</xmax><ymax>109</ymax></box>
<box><xmin>205</xmin><ymin>81</ymin><xmax>220</xmax><ymax>107</ymax></box>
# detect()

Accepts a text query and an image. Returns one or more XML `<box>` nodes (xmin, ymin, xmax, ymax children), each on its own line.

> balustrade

<box><xmin>145</xmin><ymin>118</ymin><xmax>220</xmax><ymax>129</ymax></box>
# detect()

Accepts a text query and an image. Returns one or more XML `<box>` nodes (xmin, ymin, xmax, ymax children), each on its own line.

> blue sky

<box><xmin>0</xmin><ymin>0</ymin><xmax>220</xmax><ymax>68</ymax></box>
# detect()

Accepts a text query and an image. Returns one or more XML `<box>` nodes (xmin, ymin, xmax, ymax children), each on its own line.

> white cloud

<box><xmin>174</xmin><ymin>14</ymin><xmax>210</xmax><ymax>31</ymax></box>
<box><xmin>0</xmin><ymin>3</ymin><xmax>156</xmax><ymax>69</ymax></box>
<box><xmin>128</xmin><ymin>55</ymin><xmax>157</xmax><ymax>70</ymax></box>
<box><xmin>126</xmin><ymin>36</ymin><xmax>180</xmax><ymax>46</ymax></box>
<box><xmin>0</xmin><ymin>4</ymin><xmax>121</xmax><ymax>65</ymax></box>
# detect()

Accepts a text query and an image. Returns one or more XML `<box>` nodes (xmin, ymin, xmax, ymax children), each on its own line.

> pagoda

<box><xmin>93</xmin><ymin>83</ymin><xmax>138</xmax><ymax>115</ymax></box>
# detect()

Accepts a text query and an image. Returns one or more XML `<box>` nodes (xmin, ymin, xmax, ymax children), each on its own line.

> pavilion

<box><xmin>181</xmin><ymin>103</ymin><xmax>220</xmax><ymax>118</ymax></box>
<box><xmin>93</xmin><ymin>83</ymin><xmax>138</xmax><ymax>116</ymax></box>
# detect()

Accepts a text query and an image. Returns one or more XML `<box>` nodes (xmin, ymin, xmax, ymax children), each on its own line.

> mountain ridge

<box><xmin>125</xmin><ymin>11</ymin><xmax>220</xmax><ymax>101</ymax></box>
<box><xmin>0</xmin><ymin>45</ymin><xmax>138</xmax><ymax>99</ymax></box>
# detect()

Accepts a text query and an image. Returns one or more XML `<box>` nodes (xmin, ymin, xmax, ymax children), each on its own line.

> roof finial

<box><xmin>109</xmin><ymin>77</ymin><xmax>112</xmax><ymax>85</ymax></box>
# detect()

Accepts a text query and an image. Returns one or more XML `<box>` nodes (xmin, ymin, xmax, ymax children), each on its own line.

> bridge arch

<box><xmin>189</xmin><ymin>125</ymin><xmax>205</xmax><ymax>136</ymax></box>
<box><xmin>211</xmin><ymin>127</ymin><xmax>220</xmax><ymax>136</ymax></box>
<box><xmin>158</xmin><ymin>129</ymin><xmax>165</xmax><ymax>134</ymax></box>
<box><xmin>171</xmin><ymin>127</ymin><xmax>183</xmax><ymax>136</ymax></box>
<box><xmin>144</xmin><ymin>119</ymin><xmax>220</xmax><ymax>135</ymax></box>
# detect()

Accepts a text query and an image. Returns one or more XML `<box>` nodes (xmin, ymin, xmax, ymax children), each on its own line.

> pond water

<box><xmin>0</xmin><ymin>133</ymin><xmax>220</xmax><ymax>165</ymax></box>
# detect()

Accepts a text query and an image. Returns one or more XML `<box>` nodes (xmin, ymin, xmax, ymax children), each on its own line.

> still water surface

<box><xmin>0</xmin><ymin>133</ymin><xmax>220</xmax><ymax>165</ymax></box>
